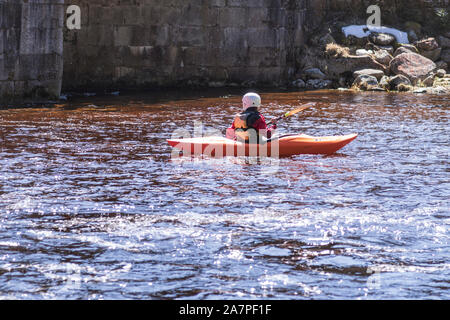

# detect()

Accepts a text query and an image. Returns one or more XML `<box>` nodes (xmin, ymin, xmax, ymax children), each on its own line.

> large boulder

<box><xmin>353</xmin><ymin>69</ymin><xmax>385</xmax><ymax>80</ymax></box>
<box><xmin>369</xmin><ymin>33</ymin><xmax>396</xmax><ymax>46</ymax></box>
<box><xmin>390</xmin><ymin>52</ymin><xmax>436</xmax><ymax>84</ymax></box>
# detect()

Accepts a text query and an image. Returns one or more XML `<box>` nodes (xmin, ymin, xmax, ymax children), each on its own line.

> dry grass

<box><xmin>325</xmin><ymin>43</ymin><xmax>350</xmax><ymax>58</ymax></box>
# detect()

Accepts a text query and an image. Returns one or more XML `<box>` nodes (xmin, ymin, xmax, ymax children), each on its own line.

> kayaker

<box><xmin>226</xmin><ymin>92</ymin><xmax>277</xmax><ymax>143</ymax></box>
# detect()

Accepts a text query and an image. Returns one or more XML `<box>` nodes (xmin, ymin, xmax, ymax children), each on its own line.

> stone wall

<box><xmin>63</xmin><ymin>0</ymin><xmax>309</xmax><ymax>90</ymax></box>
<box><xmin>0</xmin><ymin>0</ymin><xmax>64</xmax><ymax>104</ymax></box>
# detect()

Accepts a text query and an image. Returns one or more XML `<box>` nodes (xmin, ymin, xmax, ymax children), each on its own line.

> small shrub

<box><xmin>325</xmin><ymin>43</ymin><xmax>350</xmax><ymax>58</ymax></box>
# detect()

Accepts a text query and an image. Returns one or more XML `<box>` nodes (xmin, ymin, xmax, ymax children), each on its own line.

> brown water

<box><xmin>0</xmin><ymin>89</ymin><xmax>448</xmax><ymax>299</ymax></box>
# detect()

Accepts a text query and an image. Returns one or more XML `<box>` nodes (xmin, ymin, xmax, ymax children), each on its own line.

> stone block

<box><xmin>114</xmin><ymin>26</ymin><xmax>133</xmax><ymax>46</ymax></box>
<box><xmin>218</xmin><ymin>7</ymin><xmax>248</xmax><ymax>27</ymax></box>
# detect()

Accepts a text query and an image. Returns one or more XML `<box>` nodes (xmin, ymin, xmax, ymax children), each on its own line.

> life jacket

<box><xmin>233</xmin><ymin>108</ymin><xmax>261</xmax><ymax>143</ymax></box>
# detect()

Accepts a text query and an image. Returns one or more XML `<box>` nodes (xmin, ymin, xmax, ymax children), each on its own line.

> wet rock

<box><xmin>415</xmin><ymin>38</ymin><xmax>439</xmax><ymax>51</ymax></box>
<box><xmin>355</xmin><ymin>49</ymin><xmax>373</xmax><ymax>56</ymax></box>
<box><xmin>352</xmin><ymin>74</ymin><xmax>378</xmax><ymax>90</ymax></box>
<box><xmin>291</xmin><ymin>79</ymin><xmax>306</xmax><ymax>88</ymax></box>
<box><xmin>437</xmin><ymin>36</ymin><xmax>450</xmax><ymax>49</ymax></box>
<box><xmin>304</xmin><ymin>68</ymin><xmax>326</xmax><ymax>80</ymax></box>
<box><xmin>373</xmin><ymin>49</ymin><xmax>393</xmax><ymax>66</ymax></box>
<box><xmin>390</xmin><ymin>52</ymin><xmax>436</xmax><ymax>84</ymax></box>
<box><xmin>379</xmin><ymin>75</ymin><xmax>390</xmax><ymax>89</ymax></box>
<box><xmin>306</xmin><ymin>79</ymin><xmax>333</xmax><ymax>89</ymax></box>
<box><xmin>388</xmin><ymin>74</ymin><xmax>411</xmax><ymax>90</ymax></box>
<box><xmin>353</xmin><ymin>69</ymin><xmax>385</xmax><ymax>81</ymax></box>
<box><xmin>369</xmin><ymin>33</ymin><xmax>396</xmax><ymax>46</ymax></box>
<box><xmin>436</xmin><ymin>69</ymin><xmax>446</xmax><ymax>78</ymax></box>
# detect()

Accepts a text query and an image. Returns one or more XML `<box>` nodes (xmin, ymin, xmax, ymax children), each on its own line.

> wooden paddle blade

<box><xmin>284</xmin><ymin>102</ymin><xmax>315</xmax><ymax>118</ymax></box>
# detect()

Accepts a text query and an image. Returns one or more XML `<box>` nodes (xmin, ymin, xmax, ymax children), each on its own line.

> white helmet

<box><xmin>242</xmin><ymin>92</ymin><xmax>261</xmax><ymax>110</ymax></box>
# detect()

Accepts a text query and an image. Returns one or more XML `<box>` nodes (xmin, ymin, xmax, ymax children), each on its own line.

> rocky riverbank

<box><xmin>291</xmin><ymin>22</ymin><xmax>450</xmax><ymax>94</ymax></box>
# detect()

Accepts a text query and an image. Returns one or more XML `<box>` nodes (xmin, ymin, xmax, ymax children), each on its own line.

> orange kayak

<box><xmin>167</xmin><ymin>133</ymin><xmax>358</xmax><ymax>157</ymax></box>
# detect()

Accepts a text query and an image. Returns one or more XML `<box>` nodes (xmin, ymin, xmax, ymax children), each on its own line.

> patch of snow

<box><xmin>342</xmin><ymin>25</ymin><xmax>409</xmax><ymax>44</ymax></box>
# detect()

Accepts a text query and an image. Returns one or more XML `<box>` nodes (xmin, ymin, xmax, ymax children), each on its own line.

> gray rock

<box><xmin>326</xmin><ymin>55</ymin><xmax>388</xmax><ymax>79</ymax></box>
<box><xmin>415</xmin><ymin>38</ymin><xmax>439</xmax><ymax>51</ymax></box>
<box><xmin>436</xmin><ymin>69</ymin><xmax>446</xmax><ymax>78</ymax></box>
<box><xmin>292</xmin><ymin>79</ymin><xmax>306</xmax><ymax>88</ymax></box>
<box><xmin>388</xmin><ymin>74</ymin><xmax>411</xmax><ymax>90</ymax></box>
<box><xmin>378</xmin><ymin>45</ymin><xmax>394</xmax><ymax>55</ymax></box>
<box><xmin>355</xmin><ymin>49</ymin><xmax>373</xmax><ymax>56</ymax></box>
<box><xmin>369</xmin><ymin>33</ymin><xmax>396</xmax><ymax>46</ymax></box>
<box><xmin>304</xmin><ymin>68</ymin><xmax>326</xmax><ymax>80</ymax></box>
<box><xmin>394</xmin><ymin>46</ymin><xmax>416</xmax><ymax>57</ymax></box>
<box><xmin>397</xmin><ymin>43</ymin><xmax>419</xmax><ymax>53</ymax></box>
<box><xmin>379</xmin><ymin>75</ymin><xmax>390</xmax><ymax>89</ymax></box>
<box><xmin>373</xmin><ymin>49</ymin><xmax>393</xmax><ymax>65</ymax></box>
<box><xmin>306</xmin><ymin>79</ymin><xmax>333</xmax><ymax>89</ymax></box>
<box><xmin>353</xmin><ymin>74</ymin><xmax>378</xmax><ymax>90</ymax></box>
<box><xmin>353</xmin><ymin>68</ymin><xmax>385</xmax><ymax>80</ymax></box>
<box><xmin>437</xmin><ymin>36</ymin><xmax>450</xmax><ymax>48</ymax></box>
<box><xmin>420</xmin><ymin>47</ymin><xmax>441</xmax><ymax>62</ymax></box>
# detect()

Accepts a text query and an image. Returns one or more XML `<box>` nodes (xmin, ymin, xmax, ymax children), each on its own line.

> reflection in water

<box><xmin>0</xmin><ymin>89</ymin><xmax>449</xmax><ymax>299</ymax></box>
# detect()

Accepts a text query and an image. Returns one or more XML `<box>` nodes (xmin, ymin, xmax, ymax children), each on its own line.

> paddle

<box><xmin>267</xmin><ymin>102</ymin><xmax>315</xmax><ymax>126</ymax></box>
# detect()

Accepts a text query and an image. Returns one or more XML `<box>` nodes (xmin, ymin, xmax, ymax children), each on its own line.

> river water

<box><xmin>0</xmin><ymin>89</ymin><xmax>448</xmax><ymax>299</ymax></box>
